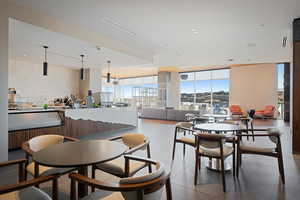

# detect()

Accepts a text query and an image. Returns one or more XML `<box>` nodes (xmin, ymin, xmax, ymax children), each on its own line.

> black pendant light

<box><xmin>107</xmin><ymin>60</ymin><xmax>111</xmax><ymax>83</ymax></box>
<box><xmin>80</xmin><ymin>55</ymin><xmax>85</xmax><ymax>80</ymax></box>
<box><xmin>43</xmin><ymin>46</ymin><xmax>48</xmax><ymax>76</ymax></box>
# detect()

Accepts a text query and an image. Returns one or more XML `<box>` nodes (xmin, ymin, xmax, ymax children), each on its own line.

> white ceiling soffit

<box><xmin>9</xmin><ymin>19</ymin><xmax>151</xmax><ymax>69</ymax></box>
<box><xmin>10</xmin><ymin>0</ymin><xmax>298</xmax><ymax>67</ymax></box>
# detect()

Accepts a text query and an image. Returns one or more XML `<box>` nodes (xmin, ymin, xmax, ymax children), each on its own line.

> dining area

<box><xmin>0</xmin><ymin>111</ymin><xmax>298</xmax><ymax>200</ymax></box>
<box><xmin>172</xmin><ymin>114</ymin><xmax>286</xmax><ymax>193</ymax></box>
<box><xmin>0</xmin><ymin>132</ymin><xmax>172</xmax><ymax>200</ymax></box>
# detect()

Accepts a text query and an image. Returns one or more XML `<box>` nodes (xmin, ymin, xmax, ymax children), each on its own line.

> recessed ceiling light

<box><xmin>23</xmin><ymin>54</ymin><xmax>27</xmax><ymax>57</ymax></box>
<box><xmin>193</xmin><ymin>31</ymin><xmax>199</xmax><ymax>34</ymax></box>
<box><xmin>192</xmin><ymin>28</ymin><xmax>197</xmax><ymax>32</ymax></box>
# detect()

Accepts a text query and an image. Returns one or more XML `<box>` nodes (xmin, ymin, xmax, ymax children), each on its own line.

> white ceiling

<box><xmin>10</xmin><ymin>0</ymin><xmax>299</xmax><ymax>68</ymax></box>
<box><xmin>9</xmin><ymin>19</ymin><xmax>150</xmax><ymax>69</ymax></box>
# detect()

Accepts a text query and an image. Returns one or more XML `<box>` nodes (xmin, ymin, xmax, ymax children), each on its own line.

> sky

<box><xmin>277</xmin><ymin>64</ymin><xmax>284</xmax><ymax>90</ymax></box>
<box><xmin>181</xmin><ymin>79</ymin><xmax>229</xmax><ymax>94</ymax></box>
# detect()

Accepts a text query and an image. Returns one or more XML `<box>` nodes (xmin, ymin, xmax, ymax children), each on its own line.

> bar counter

<box><xmin>8</xmin><ymin>108</ymin><xmax>137</xmax><ymax>150</ymax></box>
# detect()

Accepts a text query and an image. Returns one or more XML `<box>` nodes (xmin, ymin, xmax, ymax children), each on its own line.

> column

<box><xmin>0</xmin><ymin>0</ymin><xmax>9</xmax><ymax>161</ymax></box>
<box><xmin>158</xmin><ymin>71</ymin><xmax>180</xmax><ymax>108</ymax></box>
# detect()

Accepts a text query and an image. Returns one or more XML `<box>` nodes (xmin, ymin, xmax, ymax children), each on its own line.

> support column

<box><xmin>293</xmin><ymin>18</ymin><xmax>300</xmax><ymax>154</ymax></box>
<box><xmin>0</xmin><ymin>1</ymin><xmax>9</xmax><ymax>161</ymax></box>
<box><xmin>158</xmin><ymin>71</ymin><xmax>180</xmax><ymax>109</ymax></box>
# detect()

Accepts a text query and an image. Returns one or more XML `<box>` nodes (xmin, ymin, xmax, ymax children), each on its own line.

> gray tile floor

<box><xmin>1</xmin><ymin>119</ymin><xmax>299</xmax><ymax>200</ymax></box>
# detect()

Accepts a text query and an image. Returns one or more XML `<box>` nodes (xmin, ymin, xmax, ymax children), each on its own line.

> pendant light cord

<box><xmin>43</xmin><ymin>46</ymin><xmax>48</xmax><ymax>62</ymax></box>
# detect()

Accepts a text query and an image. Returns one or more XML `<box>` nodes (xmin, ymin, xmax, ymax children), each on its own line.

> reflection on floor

<box><xmin>1</xmin><ymin>119</ymin><xmax>299</xmax><ymax>200</ymax></box>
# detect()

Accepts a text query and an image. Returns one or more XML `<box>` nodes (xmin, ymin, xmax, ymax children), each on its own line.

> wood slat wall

<box><xmin>8</xmin><ymin>116</ymin><xmax>135</xmax><ymax>150</ymax></box>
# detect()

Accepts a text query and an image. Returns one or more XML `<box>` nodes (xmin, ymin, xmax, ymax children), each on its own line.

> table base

<box><xmin>206</xmin><ymin>158</ymin><xmax>231</xmax><ymax>172</ymax></box>
<box><xmin>78</xmin><ymin>166</ymin><xmax>88</xmax><ymax>198</ymax></box>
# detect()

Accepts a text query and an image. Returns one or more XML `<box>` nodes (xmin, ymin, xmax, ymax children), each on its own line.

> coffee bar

<box><xmin>8</xmin><ymin>87</ymin><xmax>138</xmax><ymax>150</ymax></box>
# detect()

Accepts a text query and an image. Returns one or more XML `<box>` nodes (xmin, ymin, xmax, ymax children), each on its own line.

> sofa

<box><xmin>139</xmin><ymin>108</ymin><xmax>199</xmax><ymax>121</ymax></box>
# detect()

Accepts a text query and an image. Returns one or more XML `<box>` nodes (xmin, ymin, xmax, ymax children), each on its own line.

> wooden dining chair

<box><xmin>0</xmin><ymin>159</ymin><xmax>57</xmax><ymax>200</ymax></box>
<box><xmin>236</xmin><ymin>128</ymin><xmax>285</xmax><ymax>184</ymax></box>
<box><xmin>70</xmin><ymin>155</ymin><xmax>172</xmax><ymax>200</ymax></box>
<box><xmin>22</xmin><ymin>135</ymin><xmax>79</xmax><ymax>187</ymax></box>
<box><xmin>92</xmin><ymin>133</ymin><xmax>152</xmax><ymax>182</ymax></box>
<box><xmin>172</xmin><ymin>122</ymin><xmax>195</xmax><ymax>160</ymax></box>
<box><xmin>194</xmin><ymin>132</ymin><xmax>235</xmax><ymax>192</ymax></box>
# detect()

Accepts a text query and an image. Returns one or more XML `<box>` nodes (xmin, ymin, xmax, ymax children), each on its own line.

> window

<box><xmin>180</xmin><ymin>69</ymin><xmax>230</xmax><ymax>115</ymax></box>
<box><xmin>102</xmin><ymin>76</ymin><xmax>158</xmax><ymax>106</ymax></box>
<box><xmin>277</xmin><ymin>64</ymin><xmax>284</xmax><ymax>119</ymax></box>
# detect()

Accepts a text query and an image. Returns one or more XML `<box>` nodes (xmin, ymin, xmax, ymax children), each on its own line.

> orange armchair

<box><xmin>255</xmin><ymin>105</ymin><xmax>276</xmax><ymax>118</ymax></box>
<box><xmin>230</xmin><ymin>105</ymin><xmax>244</xmax><ymax>115</ymax></box>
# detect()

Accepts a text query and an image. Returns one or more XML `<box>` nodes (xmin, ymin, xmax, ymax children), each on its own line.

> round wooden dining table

<box><xmin>33</xmin><ymin>140</ymin><xmax>127</xmax><ymax>198</ymax></box>
<box><xmin>194</xmin><ymin>123</ymin><xmax>241</xmax><ymax>171</ymax></box>
<box><xmin>194</xmin><ymin>122</ymin><xmax>241</xmax><ymax>133</ymax></box>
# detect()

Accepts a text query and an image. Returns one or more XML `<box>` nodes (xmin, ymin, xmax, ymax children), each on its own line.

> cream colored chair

<box><xmin>194</xmin><ymin>133</ymin><xmax>235</xmax><ymax>192</ymax></box>
<box><xmin>92</xmin><ymin>133</ymin><xmax>152</xmax><ymax>182</ymax></box>
<box><xmin>172</xmin><ymin>122</ymin><xmax>195</xmax><ymax>160</ymax></box>
<box><xmin>22</xmin><ymin>134</ymin><xmax>79</xmax><ymax>191</ymax></box>
<box><xmin>70</xmin><ymin>155</ymin><xmax>172</xmax><ymax>200</ymax></box>
<box><xmin>0</xmin><ymin>159</ymin><xmax>57</xmax><ymax>200</ymax></box>
<box><xmin>236</xmin><ymin>128</ymin><xmax>285</xmax><ymax>184</ymax></box>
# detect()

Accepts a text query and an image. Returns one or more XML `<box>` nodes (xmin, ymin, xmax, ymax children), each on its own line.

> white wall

<box><xmin>230</xmin><ymin>64</ymin><xmax>277</xmax><ymax>111</ymax></box>
<box><xmin>9</xmin><ymin>60</ymin><xmax>80</xmax><ymax>98</ymax></box>
<box><xmin>79</xmin><ymin>68</ymin><xmax>102</xmax><ymax>99</ymax></box>
<box><xmin>0</xmin><ymin>1</ymin><xmax>9</xmax><ymax>161</ymax></box>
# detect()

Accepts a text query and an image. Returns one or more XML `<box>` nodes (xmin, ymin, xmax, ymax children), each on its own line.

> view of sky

<box><xmin>181</xmin><ymin>79</ymin><xmax>229</xmax><ymax>94</ymax></box>
<box><xmin>277</xmin><ymin>64</ymin><xmax>284</xmax><ymax>90</ymax></box>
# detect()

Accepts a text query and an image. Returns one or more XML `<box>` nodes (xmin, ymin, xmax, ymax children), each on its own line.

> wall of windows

<box><xmin>180</xmin><ymin>69</ymin><xmax>230</xmax><ymax>114</ymax></box>
<box><xmin>102</xmin><ymin>76</ymin><xmax>158</xmax><ymax>106</ymax></box>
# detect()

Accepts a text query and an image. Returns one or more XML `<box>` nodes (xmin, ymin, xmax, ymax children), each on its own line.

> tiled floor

<box><xmin>1</xmin><ymin>119</ymin><xmax>299</xmax><ymax>200</ymax></box>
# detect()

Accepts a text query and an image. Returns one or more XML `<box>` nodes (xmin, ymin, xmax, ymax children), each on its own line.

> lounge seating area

<box><xmin>1</xmin><ymin>1</ymin><xmax>300</xmax><ymax>200</ymax></box>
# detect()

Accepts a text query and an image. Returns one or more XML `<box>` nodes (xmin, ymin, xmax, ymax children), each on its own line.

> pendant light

<box><xmin>107</xmin><ymin>60</ymin><xmax>111</xmax><ymax>83</ymax></box>
<box><xmin>43</xmin><ymin>46</ymin><xmax>48</xmax><ymax>76</ymax></box>
<box><xmin>80</xmin><ymin>55</ymin><xmax>85</xmax><ymax>80</ymax></box>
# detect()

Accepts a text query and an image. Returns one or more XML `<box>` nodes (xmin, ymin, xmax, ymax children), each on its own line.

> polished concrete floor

<box><xmin>1</xmin><ymin>119</ymin><xmax>300</xmax><ymax>200</ymax></box>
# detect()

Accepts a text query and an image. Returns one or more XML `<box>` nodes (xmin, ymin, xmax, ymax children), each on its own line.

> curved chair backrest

<box><xmin>230</xmin><ymin>105</ymin><xmax>242</xmax><ymax>112</ymax></box>
<box><xmin>176</xmin><ymin>122</ymin><xmax>193</xmax><ymax>129</ymax></box>
<box><xmin>267</xmin><ymin>128</ymin><xmax>282</xmax><ymax>144</ymax></box>
<box><xmin>29</xmin><ymin>135</ymin><xmax>64</xmax><ymax>152</ymax></box>
<box><xmin>119</xmin><ymin>162</ymin><xmax>165</xmax><ymax>200</ymax></box>
<box><xmin>122</xmin><ymin>133</ymin><xmax>146</xmax><ymax>148</ymax></box>
<box><xmin>196</xmin><ymin>133</ymin><xmax>225</xmax><ymax>148</ymax></box>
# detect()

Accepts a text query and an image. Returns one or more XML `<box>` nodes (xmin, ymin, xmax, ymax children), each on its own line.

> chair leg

<box><xmin>147</xmin><ymin>144</ymin><xmax>152</xmax><ymax>173</ymax></box>
<box><xmin>34</xmin><ymin>163</ymin><xmax>40</xmax><ymax>188</ymax></box>
<box><xmin>166</xmin><ymin>177</ymin><xmax>173</xmax><ymax>200</ymax></box>
<box><xmin>183</xmin><ymin>131</ymin><xmax>186</xmax><ymax>157</ymax></box>
<box><xmin>232</xmin><ymin>152</ymin><xmax>236</xmax><ymax>178</ymax></box>
<box><xmin>278</xmin><ymin>154</ymin><xmax>285</xmax><ymax>184</ymax></box>
<box><xmin>172</xmin><ymin>129</ymin><xmax>177</xmax><ymax>160</ymax></box>
<box><xmin>221</xmin><ymin>158</ymin><xmax>226</xmax><ymax>192</ymax></box>
<box><xmin>70</xmin><ymin>177</ymin><xmax>77</xmax><ymax>200</ymax></box>
<box><xmin>251</xmin><ymin>122</ymin><xmax>255</xmax><ymax>141</ymax></box>
<box><xmin>198</xmin><ymin>156</ymin><xmax>201</xmax><ymax>170</ymax></box>
<box><xmin>91</xmin><ymin>165</ymin><xmax>96</xmax><ymax>192</ymax></box>
<box><xmin>194</xmin><ymin>153</ymin><xmax>199</xmax><ymax>185</ymax></box>
<box><xmin>236</xmin><ymin>151</ymin><xmax>240</xmax><ymax>178</ymax></box>
<box><xmin>52</xmin><ymin>177</ymin><xmax>58</xmax><ymax>200</ymax></box>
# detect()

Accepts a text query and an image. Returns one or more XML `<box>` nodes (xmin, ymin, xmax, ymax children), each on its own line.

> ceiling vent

<box><xmin>102</xmin><ymin>17</ymin><xmax>136</xmax><ymax>37</ymax></box>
